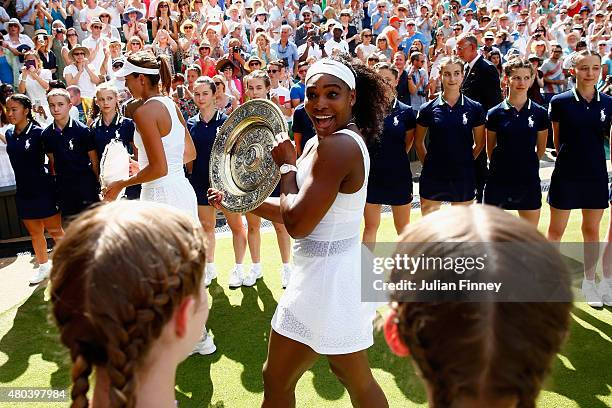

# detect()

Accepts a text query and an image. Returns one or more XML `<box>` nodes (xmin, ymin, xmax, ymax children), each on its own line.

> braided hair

<box><xmin>50</xmin><ymin>201</ymin><xmax>206</xmax><ymax>408</ymax></box>
<box><xmin>389</xmin><ymin>206</ymin><xmax>572</xmax><ymax>408</ymax></box>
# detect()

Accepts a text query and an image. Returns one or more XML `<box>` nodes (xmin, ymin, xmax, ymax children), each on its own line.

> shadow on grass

<box><xmin>175</xmin><ymin>278</ymin><xmax>278</xmax><ymax>408</ymax></box>
<box><xmin>174</xmin><ymin>278</ymin><xmax>425</xmax><ymax>407</ymax></box>
<box><xmin>547</xmin><ymin>306</ymin><xmax>612</xmax><ymax>408</ymax></box>
<box><xmin>0</xmin><ymin>287</ymin><xmax>70</xmax><ymax>389</ymax></box>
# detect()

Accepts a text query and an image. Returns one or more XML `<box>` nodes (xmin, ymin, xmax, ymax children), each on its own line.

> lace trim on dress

<box><xmin>293</xmin><ymin>236</ymin><xmax>359</xmax><ymax>258</ymax></box>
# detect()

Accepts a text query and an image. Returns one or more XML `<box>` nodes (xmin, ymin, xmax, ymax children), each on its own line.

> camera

<box><xmin>232</xmin><ymin>46</ymin><xmax>241</xmax><ymax>53</ymax></box>
<box><xmin>177</xmin><ymin>85</ymin><xmax>185</xmax><ymax>99</ymax></box>
<box><xmin>311</xmin><ymin>35</ymin><xmax>320</xmax><ymax>43</ymax></box>
<box><xmin>451</xmin><ymin>5</ymin><xmax>457</xmax><ymax>10</ymax></box>
<box><xmin>24</xmin><ymin>59</ymin><xmax>36</xmax><ymax>70</ymax></box>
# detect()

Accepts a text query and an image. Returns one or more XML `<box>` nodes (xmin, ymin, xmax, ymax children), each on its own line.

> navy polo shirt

<box><xmin>486</xmin><ymin>99</ymin><xmax>549</xmax><ymax>184</ymax></box>
<box><xmin>417</xmin><ymin>94</ymin><xmax>486</xmax><ymax>179</ymax></box>
<box><xmin>5</xmin><ymin>122</ymin><xmax>51</xmax><ymax>196</ymax></box>
<box><xmin>291</xmin><ymin>103</ymin><xmax>315</xmax><ymax>152</ymax></box>
<box><xmin>187</xmin><ymin>110</ymin><xmax>227</xmax><ymax>188</ymax></box>
<box><xmin>42</xmin><ymin>118</ymin><xmax>97</xmax><ymax>177</ymax></box>
<box><xmin>371</xmin><ymin>99</ymin><xmax>416</xmax><ymax>177</ymax></box>
<box><xmin>91</xmin><ymin>114</ymin><xmax>136</xmax><ymax>159</ymax></box>
<box><xmin>548</xmin><ymin>89</ymin><xmax>612</xmax><ymax>181</ymax></box>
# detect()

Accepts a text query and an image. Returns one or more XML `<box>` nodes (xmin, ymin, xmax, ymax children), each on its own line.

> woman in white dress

<box><xmin>210</xmin><ymin>57</ymin><xmax>393</xmax><ymax>406</ymax></box>
<box><xmin>102</xmin><ymin>51</ymin><xmax>216</xmax><ymax>355</ymax></box>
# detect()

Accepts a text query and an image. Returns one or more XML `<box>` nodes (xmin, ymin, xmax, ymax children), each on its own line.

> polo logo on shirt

<box><xmin>393</xmin><ymin>116</ymin><xmax>399</xmax><ymax>127</ymax></box>
<box><xmin>528</xmin><ymin>116</ymin><xmax>534</xmax><ymax>128</ymax></box>
<box><xmin>24</xmin><ymin>139</ymin><xmax>30</xmax><ymax>150</ymax></box>
<box><xmin>68</xmin><ymin>139</ymin><xmax>74</xmax><ymax>151</ymax></box>
<box><xmin>462</xmin><ymin>113</ymin><xmax>468</xmax><ymax>125</ymax></box>
<box><xmin>601</xmin><ymin>109</ymin><xmax>606</xmax><ymax>122</ymax></box>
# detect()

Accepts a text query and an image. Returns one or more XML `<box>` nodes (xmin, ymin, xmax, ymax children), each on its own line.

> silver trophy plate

<box><xmin>209</xmin><ymin>99</ymin><xmax>286</xmax><ymax>212</ymax></box>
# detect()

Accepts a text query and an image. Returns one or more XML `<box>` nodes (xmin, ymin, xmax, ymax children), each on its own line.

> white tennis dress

<box><xmin>271</xmin><ymin>129</ymin><xmax>378</xmax><ymax>355</ymax></box>
<box><xmin>134</xmin><ymin>96</ymin><xmax>198</xmax><ymax>221</ymax></box>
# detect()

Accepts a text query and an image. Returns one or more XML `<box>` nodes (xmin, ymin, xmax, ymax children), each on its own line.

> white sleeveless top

<box><xmin>271</xmin><ymin>128</ymin><xmax>378</xmax><ymax>355</ymax></box>
<box><xmin>134</xmin><ymin>96</ymin><xmax>187</xmax><ymax>186</ymax></box>
<box><xmin>133</xmin><ymin>96</ymin><xmax>198</xmax><ymax>221</ymax></box>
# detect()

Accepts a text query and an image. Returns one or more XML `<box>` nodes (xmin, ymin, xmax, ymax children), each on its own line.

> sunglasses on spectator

<box><xmin>407</xmin><ymin>23</ymin><xmax>415</xmax><ymax>26</ymax></box>
<box><xmin>113</xmin><ymin>63</ymin><xmax>124</xmax><ymax>68</ymax></box>
<box><xmin>131</xmin><ymin>41</ymin><xmax>141</xmax><ymax>45</ymax></box>
<box><xmin>249</xmin><ymin>62</ymin><xmax>261</xmax><ymax>66</ymax></box>
<box><xmin>159</xmin><ymin>4</ymin><xmax>168</xmax><ymax>7</ymax></box>
<box><xmin>92</xmin><ymin>25</ymin><xmax>102</xmax><ymax>29</ymax></box>
<box><xmin>298</xmin><ymin>69</ymin><xmax>307</xmax><ymax>74</ymax></box>
<box><xmin>73</xmin><ymin>52</ymin><xmax>85</xmax><ymax>56</ymax></box>
<box><xmin>184</xmin><ymin>26</ymin><xmax>194</xmax><ymax>29</ymax></box>
<box><xmin>67</xmin><ymin>33</ymin><xmax>77</xmax><ymax>37</ymax></box>
<box><xmin>267</xmin><ymin>69</ymin><xmax>279</xmax><ymax>73</ymax></box>
<box><xmin>214</xmin><ymin>81</ymin><xmax>223</xmax><ymax>85</ymax></box>
<box><xmin>364</xmin><ymin>34</ymin><xmax>372</xmax><ymax>37</ymax></box>
<box><xmin>453</xmin><ymin>27</ymin><xmax>462</xmax><ymax>31</ymax></box>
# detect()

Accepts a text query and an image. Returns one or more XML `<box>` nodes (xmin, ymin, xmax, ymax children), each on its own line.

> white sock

<box><xmin>251</xmin><ymin>263</ymin><xmax>261</xmax><ymax>270</ymax></box>
<box><xmin>206</xmin><ymin>263</ymin><xmax>216</xmax><ymax>272</ymax></box>
<box><xmin>283</xmin><ymin>263</ymin><xmax>291</xmax><ymax>270</ymax></box>
<box><xmin>234</xmin><ymin>263</ymin><xmax>243</xmax><ymax>271</ymax></box>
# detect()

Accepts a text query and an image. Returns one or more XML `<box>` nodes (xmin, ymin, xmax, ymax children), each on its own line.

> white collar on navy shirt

<box><xmin>572</xmin><ymin>87</ymin><xmax>601</xmax><ymax>102</ymax></box>
<box><xmin>437</xmin><ymin>93</ymin><xmax>465</xmax><ymax>106</ymax></box>
<box><xmin>52</xmin><ymin>117</ymin><xmax>74</xmax><ymax>131</ymax></box>
<box><xmin>503</xmin><ymin>98</ymin><xmax>532</xmax><ymax>110</ymax></box>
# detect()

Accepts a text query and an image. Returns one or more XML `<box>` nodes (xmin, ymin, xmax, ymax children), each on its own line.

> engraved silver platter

<box><xmin>209</xmin><ymin>99</ymin><xmax>286</xmax><ymax>212</ymax></box>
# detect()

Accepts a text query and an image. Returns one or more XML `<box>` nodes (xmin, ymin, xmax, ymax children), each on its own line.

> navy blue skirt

<box><xmin>419</xmin><ymin>176</ymin><xmax>475</xmax><ymax>202</ymax></box>
<box><xmin>484</xmin><ymin>181</ymin><xmax>542</xmax><ymax>210</ymax></box>
<box><xmin>16</xmin><ymin>192</ymin><xmax>59</xmax><ymax>220</ymax></box>
<box><xmin>547</xmin><ymin>177</ymin><xmax>609</xmax><ymax>210</ymax></box>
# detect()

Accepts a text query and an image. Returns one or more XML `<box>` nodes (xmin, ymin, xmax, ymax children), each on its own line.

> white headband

<box><xmin>305</xmin><ymin>59</ymin><xmax>356</xmax><ymax>90</ymax></box>
<box><xmin>113</xmin><ymin>60</ymin><xmax>159</xmax><ymax>79</ymax></box>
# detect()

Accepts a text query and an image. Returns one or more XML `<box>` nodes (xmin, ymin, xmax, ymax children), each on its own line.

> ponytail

<box><xmin>157</xmin><ymin>55</ymin><xmax>172</xmax><ymax>95</ymax></box>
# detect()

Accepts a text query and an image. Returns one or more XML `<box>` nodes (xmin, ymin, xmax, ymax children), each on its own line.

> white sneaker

<box><xmin>281</xmin><ymin>265</ymin><xmax>292</xmax><ymax>289</ymax></box>
<box><xmin>228</xmin><ymin>265</ymin><xmax>243</xmax><ymax>288</ymax></box>
<box><xmin>598</xmin><ymin>278</ymin><xmax>612</xmax><ymax>307</ymax></box>
<box><xmin>251</xmin><ymin>264</ymin><xmax>263</xmax><ymax>280</ymax></box>
<box><xmin>190</xmin><ymin>333</ymin><xmax>216</xmax><ymax>355</ymax></box>
<box><xmin>204</xmin><ymin>265</ymin><xmax>217</xmax><ymax>287</ymax></box>
<box><xmin>30</xmin><ymin>262</ymin><xmax>51</xmax><ymax>285</ymax></box>
<box><xmin>582</xmin><ymin>279</ymin><xmax>603</xmax><ymax>308</ymax></box>
<box><xmin>242</xmin><ymin>269</ymin><xmax>257</xmax><ymax>287</ymax></box>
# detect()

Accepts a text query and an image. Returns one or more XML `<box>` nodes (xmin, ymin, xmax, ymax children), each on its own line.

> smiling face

<box><xmin>573</xmin><ymin>54</ymin><xmax>601</xmax><ymax>88</ymax></box>
<box><xmin>507</xmin><ymin>67</ymin><xmax>533</xmax><ymax>94</ymax></box>
<box><xmin>305</xmin><ymin>73</ymin><xmax>355</xmax><ymax>137</ymax></box>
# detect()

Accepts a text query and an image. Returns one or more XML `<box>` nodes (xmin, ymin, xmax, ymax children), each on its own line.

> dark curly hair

<box><xmin>330</xmin><ymin>54</ymin><xmax>395</xmax><ymax>147</ymax></box>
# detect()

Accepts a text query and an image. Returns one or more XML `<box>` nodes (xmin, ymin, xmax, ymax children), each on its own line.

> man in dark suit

<box><xmin>457</xmin><ymin>33</ymin><xmax>503</xmax><ymax>203</ymax></box>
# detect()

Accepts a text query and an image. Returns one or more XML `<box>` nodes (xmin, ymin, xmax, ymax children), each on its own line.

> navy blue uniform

<box><xmin>42</xmin><ymin>118</ymin><xmax>100</xmax><ymax>216</ymax></box>
<box><xmin>484</xmin><ymin>99</ymin><xmax>549</xmax><ymax>210</ymax></box>
<box><xmin>548</xmin><ymin>89</ymin><xmax>612</xmax><ymax>210</ymax></box>
<box><xmin>367</xmin><ymin>99</ymin><xmax>416</xmax><ymax>205</ymax></box>
<box><xmin>5</xmin><ymin>122</ymin><xmax>59</xmax><ymax>219</ymax></box>
<box><xmin>417</xmin><ymin>94</ymin><xmax>486</xmax><ymax>202</ymax></box>
<box><xmin>187</xmin><ymin>110</ymin><xmax>227</xmax><ymax>206</ymax></box>
<box><xmin>291</xmin><ymin>103</ymin><xmax>315</xmax><ymax>154</ymax></box>
<box><xmin>91</xmin><ymin>114</ymin><xmax>140</xmax><ymax>199</ymax></box>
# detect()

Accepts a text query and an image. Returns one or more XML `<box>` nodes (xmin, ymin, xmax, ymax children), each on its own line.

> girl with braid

<box><xmin>50</xmin><ymin>201</ymin><xmax>209</xmax><ymax>408</ymax></box>
<box><xmin>384</xmin><ymin>206</ymin><xmax>573</xmax><ymax>408</ymax></box>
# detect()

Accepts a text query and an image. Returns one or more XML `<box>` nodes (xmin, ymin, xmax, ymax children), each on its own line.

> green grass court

<box><xmin>0</xmin><ymin>205</ymin><xmax>611</xmax><ymax>407</ymax></box>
